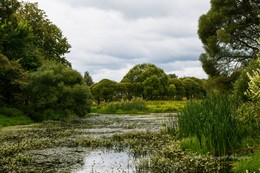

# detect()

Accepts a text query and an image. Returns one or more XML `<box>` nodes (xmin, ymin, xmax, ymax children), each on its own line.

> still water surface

<box><xmin>74</xmin><ymin>149</ymin><xmax>136</xmax><ymax>173</ymax></box>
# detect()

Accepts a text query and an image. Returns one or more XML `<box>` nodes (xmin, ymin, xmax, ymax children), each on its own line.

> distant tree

<box><xmin>168</xmin><ymin>73</ymin><xmax>178</xmax><ymax>79</ymax></box>
<box><xmin>167</xmin><ymin>84</ymin><xmax>177</xmax><ymax>100</ymax></box>
<box><xmin>169</xmin><ymin>78</ymin><xmax>185</xmax><ymax>100</ymax></box>
<box><xmin>198</xmin><ymin>0</ymin><xmax>259</xmax><ymax>76</ymax></box>
<box><xmin>83</xmin><ymin>71</ymin><xmax>94</xmax><ymax>86</ymax></box>
<box><xmin>91</xmin><ymin>79</ymin><xmax>117</xmax><ymax>104</ymax></box>
<box><xmin>121</xmin><ymin>63</ymin><xmax>168</xmax><ymax>99</ymax></box>
<box><xmin>182</xmin><ymin>78</ymin><xmax>201</xmax><ymax>99</ymax></box>
<box><xmin>143</xmin><ymin>75</ymin><xmax>163</xmax><ymax>100</ymax></box>
<box><xmin>27</xmin><ymin>61</ymin><xmax>92</xmax><ymax>120</ymax></box>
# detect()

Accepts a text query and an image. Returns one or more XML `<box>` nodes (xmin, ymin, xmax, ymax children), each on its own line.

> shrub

<box><xmin>27</xmin><ymin>61</ymin><xmax>92</xmax><ymax>121</ymax></box>
<box><xmin>178</xmin><ymin>94</ymin><xmax>238</xmax><ymax>156</ymax></box>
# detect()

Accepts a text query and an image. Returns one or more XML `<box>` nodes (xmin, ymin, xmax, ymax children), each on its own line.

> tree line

<box><xmin>89</xmin><ymin>63</ymin><xmax>206</xmax><ymax>104</ymax></box>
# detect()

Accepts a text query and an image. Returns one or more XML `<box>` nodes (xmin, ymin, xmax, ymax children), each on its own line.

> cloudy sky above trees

<box><xmin>26</xmin><ymin>0</ymin><xmax>210</xmax><ymax>82</ymax></box>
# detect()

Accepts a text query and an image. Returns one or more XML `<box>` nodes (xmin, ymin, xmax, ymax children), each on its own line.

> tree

<box><xmin>83</xmin><ymin>71</ymin><xmax>94</xmax><ymax>86</ymax></box>
<box><xmin>18</xmin><ymin>2</ymin><xmax>71</xmax><ymax>67</ymax></box>
<box><xmin>198</xmin><ymin>0</ymin><xmax>260</xmax><ymax>76</ymax></box>
<box><xmin>169</xmin><ymin>78</ymin><xmax>185</xmax><ymax>100</ymax></box>
<box><xmin>121</xmin><ymin>63</ymin><xmax>168</xmax><ymax>99</ymax></box>
<box><xmin>143</xmin><ymin>75</ymin><xmax>163</xmax><ymax>100</ymax></box>
<box><xmin>0</xmin><ymin>0</ymin><xmax>71</xmax><ymax>70</ymax></box>
<box><xmin>27</xmin><ymin>61</ymin><xmax>92</xmax><ymax>120</ymax></box>
<box><xmin>0</xmin><ymin>54</ymin><xmax>29</xmax><ymax>106</ymax></box>
<box><xmin>182</xmin><ymin>78</ymin><xmax>203</xmax><ymax>99</ymax></box>
<box><xmin>91</xmin><ymin>79</ymin><xmax>118</xmax><ymax>104</ymax></box>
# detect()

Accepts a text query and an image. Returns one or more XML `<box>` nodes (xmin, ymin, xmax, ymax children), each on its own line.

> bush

<box><xmin>178</xmin><ymin>94</ymin><xmax>238</xmax><ymax>156</ymax></box>
<box><xmin>0</xmin><ymin>107</ymin><xmax>25</xmax><ymax>117</ymax></box>
<box><xmin>27</xmin><ymin>61</ymin><xmax>92</xmax><ymax>121</ymax></box>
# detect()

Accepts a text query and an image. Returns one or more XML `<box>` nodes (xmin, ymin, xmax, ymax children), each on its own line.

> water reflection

<box><xmin>74</xmin><ymin>149</ymin><xmax>136</xmax><ymax>173</ymax></box>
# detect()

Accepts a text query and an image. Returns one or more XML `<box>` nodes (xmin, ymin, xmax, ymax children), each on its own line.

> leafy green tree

<box><xmin>169</xmin><ymin>78</ymin><xmax>185</xmax><ymax>100</ymax></box>
<box><xmin>167</xmin><ymin>84</ymin><xmax>176</xmax><ymax>100</ymax></box>
<box><xmin>0</xmin><ymin>54</ymin><xmax>29</xmax><ymax>106</ymax></box>
<box><xmin>182</xmin><ymin>78</ymin><xmax>203</xmax><ymax>99</ymax></box>
<box><xmin>143</xmin><ymin>75</ymin><xmax>163</xmax><ymax>100</ymax></box>
<box><xmin>0</xmin><ymin>0</ymin><xmax>71</xmax><ymax>70</ymax></box>
<box><xmin>27</xmin><ymin>62</ymin><xmax>92</xmax><ymax>120</ymax></box>
<box><xmin>18</xmin><ymin>2</ymin><xmax>71</xmax><ymax>67</ymax></box>
<box><xmin>121</xmin><ymin>63</ymin><xmax>168</xmax><ymax>99</ymax></box>
<box><xmin>83</xmin><ymin>71</ymin><xmax>94</xmax><ymax>86</ymax></box>
<box><xmin>91</xmin><ymin>79</ymin><xmax>117</xmax><ymax>104</ymax></box>
<box><xmin>198</xmin><ymin>0</ymin><xmax>259</xmax><ymax>76</ymax></box>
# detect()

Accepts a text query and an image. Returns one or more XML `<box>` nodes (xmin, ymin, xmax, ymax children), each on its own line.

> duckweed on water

<box><xmin>0</xmin><ymin>114</ymin><xmax>230</xmax><ymax>173</ymax></box>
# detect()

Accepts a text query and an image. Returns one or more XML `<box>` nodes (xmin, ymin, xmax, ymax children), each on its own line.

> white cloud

<box><xmin>25</xmin><ymin>0</ymin><xmax>210</xmax><ymax>82</ymax></box>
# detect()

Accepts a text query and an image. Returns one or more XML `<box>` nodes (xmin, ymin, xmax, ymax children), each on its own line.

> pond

<box><xmin>74</xmin><ymin>149</ymin><xmax>137</xmax><ymax>173</ymax></box>
<box><xmin>0</xmin><ymin>113</ymin><xmax>233</xmax><ymax>173</ymax></box>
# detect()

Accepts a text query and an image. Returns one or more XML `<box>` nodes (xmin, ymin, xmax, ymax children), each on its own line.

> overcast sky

<box><xmin>26</xmin><ymin>0</ymin><xmax>210</xmax><ymax>82</ymax></box>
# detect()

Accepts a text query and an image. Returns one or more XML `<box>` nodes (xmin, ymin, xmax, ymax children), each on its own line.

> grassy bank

<box><xmin>91</xmin><ymin>100</ymin><xmax>186</xmax><ymax>114</ymax></box>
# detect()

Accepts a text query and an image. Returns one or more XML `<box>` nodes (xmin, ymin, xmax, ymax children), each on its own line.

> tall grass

<box><xmin>96</xmin><ymin>98</ymin><xmax>147</xmax><ymax>114</ymax></box>
<box><xmin>178</xmin><ymin>95</ymin><xmax>238</xmax><ymax>156</ymax></box>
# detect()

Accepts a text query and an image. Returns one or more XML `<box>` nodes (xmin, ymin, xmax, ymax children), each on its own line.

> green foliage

<box><xmin>146</xmin><ymin>100</ymin><xmax>186</xmax><ymax>113</ymax></box>
<box><xmin>83</xmin><ymin>71</ymin><xmax>94</xmax><ymax>86</ymax></box>
<box><xmin>0</xmin><ymin>107</ymin><xmax>33</xmax><ymax>126</ymax></box>
<box><xmin>27</xmin><ymin>61</ymin><xmax>92</xmax><ymax>121</ymax></box>
<box><xmin>180</xmin><ymin>137</ymin><xmax>207</xmax><ymax>154</ymax></box>
<box><xmin>168</xmin><ymin>78</ymin><xmax>185</xmax><ymax>100</ymax></box>
<box><xmin>232</xmin><ymin>149</ymin><xmax>260</xmax><ymax>173</ymax></box>
<box><xmin>233</xmin><ymin>58</ymin><xmax>260</xmax><ymax>102</ymax></box>
<box><xmin>178</xmin><ymin>95</ymin><xmax>238</xmax><ymax>156</ymax></box>
<box><xmin>91</xmin><ymin>79</ymin><xmax>118</xmax><ymax>104</ymax></box>
<box><xmin>181</xmin><ymin>78</ymin><xmax>205</xmax><ymax>99</ymax></box>
<box><xmin>0</xmin><ymin>54</ymin><xmax>29</xmax><ymax>105</ymax></box>
<box><xmin>121</xmin><ymin>63</ymin><xmax>168</xmax><ymax>99</ymax></box>
<box><xmin>198</xmin><ymin>0</ymin><xmax>259</xmax><ymax>76</ymax></box>
<box><xmin>0</xmin><ymin>115</ymin><xmax>33</xmax><ymax>127</ymax></box>
<box><xmin>92</xmin><ymin>100</ymin><xmax>186</xmax><ymax>114</ymax></box>
<box><xmin>235</xmin><ymin>102</ymin><xmax>260</xmax><ymax>141</ymax></box>
<box><xmin>245</xmin><ymin>67</ymin><xmax>260</xmax><ymax>101</ymax></box>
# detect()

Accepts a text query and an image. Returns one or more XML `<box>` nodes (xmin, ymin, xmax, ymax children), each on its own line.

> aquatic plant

<box><xmin>178</xmin><ymin>94</ymin><xmax>239</xmax><ymax>156</ymax></box>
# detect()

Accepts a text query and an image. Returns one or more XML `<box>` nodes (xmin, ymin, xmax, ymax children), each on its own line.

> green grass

<box><xmin>92</xmin><ymin>100</ymin><xmax>186</xmax><ymax>114</ymax></box>
<box><xmin>180</xmin><ymin>137</ymin><xmax>208</xmax><ymax>154</ymax></box>
<box><xmin>146</xmin><ymin>100</ymin><xmax>186</xmax><ymax>113</ymax></box>
<box><xmin>232</xmin><ymin>148</ymin><xmax>260</xmax><ymax>173</ymax></box>
<box><xmin>0</xmin><ymin>114</ymin><xmax>33</xmax><ymax>127</ymax></box>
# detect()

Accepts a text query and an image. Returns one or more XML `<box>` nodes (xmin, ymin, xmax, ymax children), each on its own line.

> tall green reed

<box><xmin>178</xmin><ymin>94</ymin><xmax>238</xmax><ymax>156</ymax></box>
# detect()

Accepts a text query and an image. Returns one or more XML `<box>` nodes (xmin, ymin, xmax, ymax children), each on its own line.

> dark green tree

<box><xmin>83</xmin><ymin>71</ymin><xmax>94</xmax><ymax>86</ymax></box>
<box><xmin>198</xmin><ymin>0</ymin><xmax>259</xmax><ymax>76</ymax></box>
<box><xmin>182</xmin><ymin>78</ymin><xmax>202</xmax><ymax>99</ymax></box>
<box><xmin>169</xmin><ymin>78</ymin><xmax>185</xmax><ymax>100</ymax></box>
<box><xmin>27</xmin><ymin>61</ymin><xmax>92</xmax><ymax>120</ymax></box>
<box><xmin>18</xmin><ymin>2</ymin><xmax>71</xmax><ymax>67</ymax></box>
<box><xmin>0</xmin><ymin>0</ymin><xmax>71</xmax><ymax>70</ymax></box>
<box><xmin>91</xmin><ymin>79</ymin><xmax>117</xmax><ymax>104</ymax></box>
<box><xmin>0</xmin><ymin>54</ymin><xmax>29</xmax><ymax>106</ymax></box>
